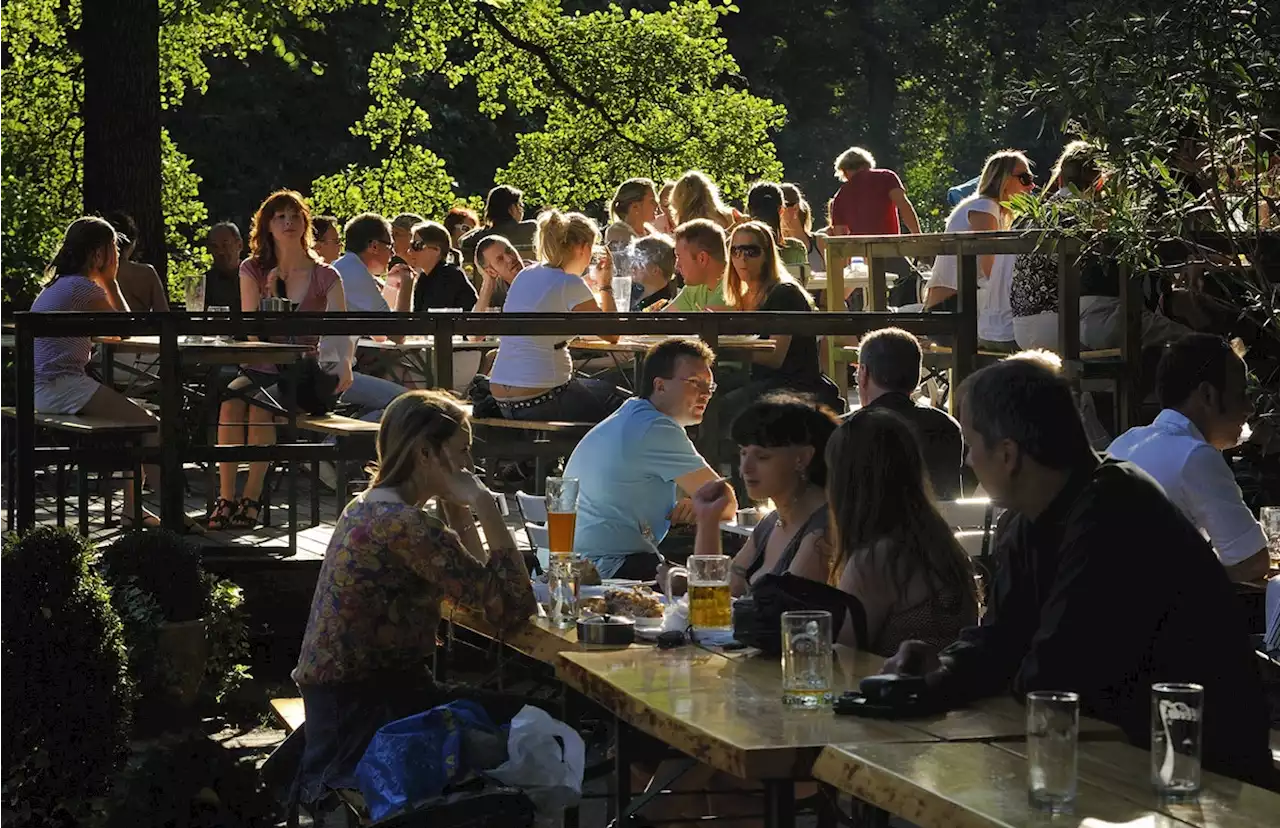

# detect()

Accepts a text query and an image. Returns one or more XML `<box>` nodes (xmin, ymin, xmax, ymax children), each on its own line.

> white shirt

<box><xmin>925</xmin><ymin>196</ymin><xmax>1014</xmax><ymax>341</ymax></box>
<box><xmin>489</xmin><ymin>264</ymin><xmax>594</xmax><ymax>388</ymax></box>
<box><xmin>1108</xmin><ymin>409</ymin><xmax>1266</xmax><ymax>566</ymax></box>
<box><xmin>320</xmin><ymin>252</ymin><xmax>388</xmax><ymax>366</ymax></box>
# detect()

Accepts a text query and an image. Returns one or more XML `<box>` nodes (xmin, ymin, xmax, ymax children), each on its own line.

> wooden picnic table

<box><xmin>92</xmin><ymin>335</ymin><xmax>311</xmax><ymax>366</ymax></box>
<box><xmin>356</xmin><ymin>336</ymin><xmax>497</xmax><ymax>388</ymax></box>
<box><xmin>444</xmin><ymin>602</ymin><xmax>641</xmax><ymax>666</ymax></box>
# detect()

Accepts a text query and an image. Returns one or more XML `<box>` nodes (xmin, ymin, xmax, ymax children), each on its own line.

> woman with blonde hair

<box><xmin>670</xmin><ymin>170</ymin><xmax>740</xmax><ymax>229</ymax></box>
<box><xmin>721</xmin><ymin>221</ymin><xmax>841</xmax><ymax>409</ymax></box>
<box><xmin>291</xmin><ymin>390</ymin><xmax>535</xmax><ymax>819</ymax></box>
<box><xmin>487</xmin><ymin>209</ymin><xmax>629</xmax><ymax>422</ymax></box>
<box><xmin>923</xmin><ymin>149</ymin><xmax>1037</xmax><ymax>350</ymax></box>
<box><xmin>209</xmin><ymin>189</ymin><xmax>353</xmax><ymax>530</ymax></box>
<box><xmin>604</xmin><ymin>178</ymin><xmax>659</xmax><ymax>246</ymax></box>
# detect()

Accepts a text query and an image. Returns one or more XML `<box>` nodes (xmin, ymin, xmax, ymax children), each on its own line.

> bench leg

<box><xmin>78</xmin><ymin>467</ymin><xmax>90</xmax><ymax>536</ymax></box>
<box><xmin>310</xmin><ymin>456</ymin><xmax>321</xmax><ymax>528</ymax></box>
<box><xmin>55</xmin><ymin>463</ymin><xmax>66</xmax><ymax>527</ymax></box>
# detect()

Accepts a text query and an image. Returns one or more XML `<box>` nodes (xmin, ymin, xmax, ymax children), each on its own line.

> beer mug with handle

<box><xmin>665</xmin><ymin>554</ymin><xmax>732</xmax><ymax>632</ymax></box>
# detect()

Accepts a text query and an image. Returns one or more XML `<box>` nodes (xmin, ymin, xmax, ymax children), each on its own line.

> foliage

<box><xmin>99</xmin><ymin>529</ymin><xmax>207</xmax><ymax>622</ymax></box>
<box><xmin>203</xmin><ymin>575</ymin><xmax>252</xmax><ymax>705</ymax></box>
<box><xmin>1</xmin><ymin>527</ymin><xmax>134</xmax><ymax>827</ymax></box>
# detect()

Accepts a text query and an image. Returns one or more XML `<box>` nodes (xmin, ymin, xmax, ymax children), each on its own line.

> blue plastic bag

<box><xmin>355</xmin><ymin>699</ymin><xmax>498</xmax><ymax>822</ymax></box>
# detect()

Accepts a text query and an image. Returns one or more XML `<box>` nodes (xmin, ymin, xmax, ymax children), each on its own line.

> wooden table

<box><xmin>813</xmin><ymin>742</ymin><xmax>1191</xmax><ymax>828</ymax></box>
<box><xmin>571</xmin><ymin>335</ymin><xmax>774</xmax><ymax>389</ymax></box>
<box><xmin>444</xmin><ymin>603</ymin><xmax>640</xmax><ymax>667</ymax></box>
<box><xmin>356</xmin><ymin>336</ymin><xmax>498</xmax><ymax>387</ymax></box>
<box><xmin>94</xmin><ymin>335</ymin><xmax>311</xmax><ymax>365</ymax></box>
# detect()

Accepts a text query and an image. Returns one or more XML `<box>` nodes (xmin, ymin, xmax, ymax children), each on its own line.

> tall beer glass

<box><xmin>545</xmin><ymin>477</ymin><xmax>579</xmax><ymax>561</ymax></box>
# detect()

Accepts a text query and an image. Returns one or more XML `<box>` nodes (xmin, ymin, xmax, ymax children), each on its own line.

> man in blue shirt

<box><xmin>565</xmin><ymin>338</ymin><xmax>738</xmax><ymax>579</ymax></box>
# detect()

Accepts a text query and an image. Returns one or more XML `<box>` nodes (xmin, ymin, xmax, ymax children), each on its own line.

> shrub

<box><xmin>1</xmin><ymin>527</ymin><xmax>134</xmax><ymax>825</ymax></box>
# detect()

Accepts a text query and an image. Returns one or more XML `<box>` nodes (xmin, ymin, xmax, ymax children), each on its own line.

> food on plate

<box><xmin>604</xmin><ymin>587</ymin><xmax>664</xmax><ymax>619</ymax></box>
<box><xmin>579</xmin><ymin>597</ymin><xmax>608</xmax><ymax>616</ymax></box>
<box><xmin>576</xmin><ymin>559</ymin><xmax>603</xmax><ymax>586</ymax></box>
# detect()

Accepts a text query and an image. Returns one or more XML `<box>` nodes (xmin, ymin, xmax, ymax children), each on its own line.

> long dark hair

<box><xmin>44</xmin><ymin>217</ymin><xmax>120</xmax><ymax>284</ymax></box>
<box><xmin>825</xmin><ymin>408</ymin><xmax>975</xmax><ymax>601</ymax></box>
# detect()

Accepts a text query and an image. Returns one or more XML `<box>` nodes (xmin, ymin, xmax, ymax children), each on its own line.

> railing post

<box><xmin>158</xmin><ymin>313</ymin><xmax>184</xmax><ymax>532</ymax></box>
<box><xmin>433</xmin><ymin>314</ymin><xmax>455</xmax><ymax>392</ymax></box>
<box><xmin>1120</xmin><ymin>264</ymin><xmax>1142</xmax><ymax>431</ymax></box>
<box><xmin>1057</xmin><ymin>237</ymin><xmax>1082</xmax><ymax>365</ymax></box>
<box><xmin>952</xmin><ymin>253</ymin><xmax>979</xmax><ymax>413</ymax></box>
<box><xmin>867</xmin><ymin>253</ymin><xmax>887</xmax><ymax>312</ymax></box>
<box><xmin>15</xmin><ymin>315</ymin><xmax>37</xmax><ymax>531</ymax></box>
<box><xmin>696</xmin><ymin>314</ymin><xmax>721</xmax><ymax>472</ymax></box>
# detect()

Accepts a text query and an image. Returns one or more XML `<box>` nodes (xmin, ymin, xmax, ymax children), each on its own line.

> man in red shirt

<box><xmin>829</xmin><ymin>146</ymin><xmax>922</xmax><ymax>236</ymax></box>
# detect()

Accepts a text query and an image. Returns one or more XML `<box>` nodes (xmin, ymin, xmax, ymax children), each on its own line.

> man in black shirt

<box><xmin>857</xmin><ymin>327</ymin><xmax>963</xmax><ymax>499</ymax></box>
<box><xmin>884</xmin><ymin>357</ymin><xmax>1274</xmax><ymax>788</ymax></box>
<box><xmin>203</xmin><ymin>221</ymin><xmax>244</xmax><ymax>312</ymax></box>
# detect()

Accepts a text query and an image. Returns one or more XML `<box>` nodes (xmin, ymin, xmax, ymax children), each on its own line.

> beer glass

<box><xmin>669</xmin><ymin>554</ymin><xmax>732</xmax><ymax>630</ymax></box>
<box><xmin>1026</xmin><ymin>691</ymin><xmax>1079</xmax><ymax>812</ymax></box>
<box><xmin>1260</xmin><ymin>507</ymin><xmax>1280</xmax><ymax>569</ymax></box>
<box><xmin>780</xmin><ymin>610</ymin><xmax>833</xmax><ymax>707</ymax></box>
<box><xmin>544</xmin><ymin>477</ymin><xmax>579</xmax><ymax>562</ymax></box>
<box><xmin>1151</xmin><ymin>682</ymin><xmax>1203</xmax><ymax>797</ymax></box>
<box><xmin>611</xmin><ymin>275</ymin><xmax>633</xmax><ymax>312</ymax></box>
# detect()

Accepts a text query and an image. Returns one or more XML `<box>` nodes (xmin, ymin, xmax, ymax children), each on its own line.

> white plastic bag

<box><xmin>485</xmin><ymin>705</ymin><xmax>585</xmax><ymax>823</ymax></box>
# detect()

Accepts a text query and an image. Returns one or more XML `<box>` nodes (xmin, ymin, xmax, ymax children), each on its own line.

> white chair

<box><xmin>516</xmin><ymin>492</ymin><xmax>551</xmax><ymax>573</ymax></box>
<box><xmin>516</xmin><ymin>491</ymin><xmax>548</xmax><ymax>524</ymax></box>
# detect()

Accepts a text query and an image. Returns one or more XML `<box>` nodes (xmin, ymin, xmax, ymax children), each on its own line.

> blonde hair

<box><xmin>671</xmin><ymin>170</ymin><xmax>735</xmax><ymax>228</ymax></box>
<box><xmin>1049</xmin><ymin>140</ymin><xmax>1101</xmax><ymax>192</ymax></box>
<box><xmin>610</xmin><ymin>178</ymin><xmax>657</xmax><ymax>223</ymax></box>
<box><xmin>834</xmin><ymin>147</ymin><xmax>876</xmax><ymax>180</ymax></box>
<box><xmin>725</xmin><ymin>221</ymin><xmax>807</xmax><ymax>310</ymax></box>
<box><xmin>367</xmin><ymin>390</ymin><xmax>471</xmax><ymax>501</ymax></box>
<box><xmin>535</xmin><ymin>209</ymin><xmax>599</xmax><ymax>270</ymax></box>
<box><xmin>977</xmin><ymin>150</ymin><xmax>1033</xmax><ymax>202</ymax></box>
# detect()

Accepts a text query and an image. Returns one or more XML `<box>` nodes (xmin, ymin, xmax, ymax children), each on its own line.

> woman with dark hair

<box><xmin>104</xmin><ymin>211</ymin><xmax>169</xmax><ymax>312</ymax></box>
<box><xmin>396</xmin><ymin>221</ymin><xmax>477</xmax><ymax>313</ymax></box>
<box><xmin>210</xmin><ymin>189</ymin><xmax>352</xmax><ymax>530</ymax></box>
<box><xmin>604</xmin><ymin>178</ymin><xmax>658</xmax><ymax>246</ymax></box>
<box><xmin>716</xmin><ymin>395</ymin><xmax>840</xmax><ymax>596</ymax></box>
<box><xmin>31</xmin><ymin>217</ymin><xmax>182</xmax><ymax>527</ymax></box>
<box><xmin>458</xmin><ymin>185</ymin><xmax>539</xmax><ymax>263</ymax></box>
<box><xmin>780</xmin><ymin>183</ymin><xmax>827</xmax><ymax>274</ymax></box>
<box><xmin>825</xmin><ymin>407</ymin><xmax>977</xmax><ymax>653</ymax></box>
<box><xmin>746</xmin><ymin>182</ymin><xmax>807</xmax><ymax>267</ymax></box>
<box><xmin>291</xmin><ymin>390</ymin><xmax>534</xmax><ymax>820</ymax></box>
<box><xmin>311</xmin><ymin>215</ymin><xmax>342</xmax><ymax>264</ymax></box>
<box><xmin>442</xmin><ymin>206</ymin><xmax>479</xmax><ymax>248</ymax></box>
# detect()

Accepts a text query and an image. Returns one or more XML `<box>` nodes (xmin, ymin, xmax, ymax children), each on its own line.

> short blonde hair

<box><xmin>367</xmin><ymin>391</ymin><xmax>470</xmax><ymax>501</ymax></box>
<box><xmin>977</xmin><ymin>150</ymin><xmax>1033</xmax><ymax>201</ymax></box>
<box><xmin>834</xmin><ymin>147</ymin><xmax>876</xmax><ymax>180</ymax></box>
<box><xmin>535</xmin><ymin>209</ymin><xmax>599</xmax><ymax>270</ymax></box>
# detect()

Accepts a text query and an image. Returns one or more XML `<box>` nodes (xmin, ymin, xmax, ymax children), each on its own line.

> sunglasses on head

<box><xmin>1014</xmin><ymin>172</ymin><xmax>1036</xmax><ymax>186</ymax></box>
<box><xmin>731</xmin><ymin>244</ymin><xmax>764</xmax><ymax>258</ymax></box>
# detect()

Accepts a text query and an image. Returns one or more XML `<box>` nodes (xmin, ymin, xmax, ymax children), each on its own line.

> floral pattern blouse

<box><xmin>293</xmin><ymin>491</ymin><xmax>536</xmax><ymax>686</ymax></box>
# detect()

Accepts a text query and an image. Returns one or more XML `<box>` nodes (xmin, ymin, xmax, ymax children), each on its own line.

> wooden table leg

<box><xmin>762</xmin><ymin>779</ymin><xmax>795</xmax><ymax>828</ymax></box>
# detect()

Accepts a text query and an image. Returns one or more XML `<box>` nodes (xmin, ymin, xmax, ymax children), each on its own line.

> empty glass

<box><xmin>547</xmin><ymin>557</ymin><xmax>579</xmax><ymax>629</ymax></box>
<box><xmin>1260</xmin><ymin>507</ymin><xmax>1280</xmax><ymax>569</ymax></box>
<box><xmin>1026</xmin><ymin>691</ymin><xmax>1079</xmax><ymax>812</ymax></box>
<box><xmin>611</xmin><ymin>276</ymin><xmax>633</xmax><ymax>312</ymax></box>
<box><xmin>780</xmin><ymin>610</ymin><xmax>833</xmax><ymax>707</ymax></box>
<box><xmin>1151</xmin><ymin>682</ymin><xmax>1203</xmax><ymax>797</ymax></box>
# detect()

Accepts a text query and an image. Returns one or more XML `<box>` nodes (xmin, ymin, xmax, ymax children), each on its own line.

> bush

<box><xmin>1</xmin><ymin>527</ymin><xmax>134</xmax><ymax>826</ymax></box>
<box><xmin>99</xmin><ymin>529</ymin><xmax>206</xmax><ymax>623</ymax></box>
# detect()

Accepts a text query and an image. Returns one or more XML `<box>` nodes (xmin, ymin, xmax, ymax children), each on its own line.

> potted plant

<box><xmin>99</xmin><ymin>529</ymin><xmax>211</xmax><ymax>709</ymax></box>
<box><xmin>2</xmin><ymin>527</ymin><xmax>134</xmax><ymax>825</ymax></box>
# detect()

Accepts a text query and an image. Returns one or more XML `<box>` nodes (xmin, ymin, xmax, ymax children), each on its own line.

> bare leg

<box><xmin>217</xmin><ymin>396</ymin><xmax>248</xmax><ymax>501</ymax></box>
<box><xmin>78</xmin><ymin>384</ymin><xmax>160</xmax><ymax>521</ymax></box>
<box><xmin>241</xmin><ymin>403</ymin><xmax>277</xmax><ymax>503</ymax></box>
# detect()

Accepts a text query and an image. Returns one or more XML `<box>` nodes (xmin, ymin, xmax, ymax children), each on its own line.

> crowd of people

<box><xmin>24</xmin><ymin>144</ymin><xmax>1278</xmax><ymax>815</ymax></box>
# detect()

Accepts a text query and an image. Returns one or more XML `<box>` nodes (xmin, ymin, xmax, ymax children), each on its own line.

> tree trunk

<box><xmin>82</xmin><ymin>0</ymin><xmax>166</xmax><ymax>286</ymax></box>
<box><xmin>852</xmin><ymin>0</ymin><xmax>898</xmax><ymax>166</ymax></box>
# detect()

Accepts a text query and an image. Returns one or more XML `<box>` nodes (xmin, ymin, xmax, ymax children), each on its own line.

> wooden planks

<box><xmin>269</xmin><ymin>697</ymin><xmax>306</xmax><ymax>735</ymax></box>
<box><xmin>0</xmin><ymin>406</ymin><xmax>157</xmax><ymax>434</ymax></box>
<box><xmin>94</xmin><ymin>335</ymin><xmax>310</xmax><ymax>365</ymax></box>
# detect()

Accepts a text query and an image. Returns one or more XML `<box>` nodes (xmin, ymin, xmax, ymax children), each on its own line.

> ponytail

<box><xmin>535</xmin><ymin>209</ymin><xmax>599</xmax><ymax>270</ymax></box>
<box><xmin>45</xmin><ymin>216</ymin><xmax>120</xmax><ymax>284</ymax></box>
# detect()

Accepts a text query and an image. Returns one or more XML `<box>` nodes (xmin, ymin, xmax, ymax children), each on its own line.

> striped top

<box><xmin>31</xmin><ymin>275</ymin><xmax>109</xmax><ymax>382</ymax></box>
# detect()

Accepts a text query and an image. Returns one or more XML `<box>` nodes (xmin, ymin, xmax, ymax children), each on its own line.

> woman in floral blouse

<box><xmin>290</xmin><ymin>390</ymin><xmax>535</xmax><ymax>811</ymax></box>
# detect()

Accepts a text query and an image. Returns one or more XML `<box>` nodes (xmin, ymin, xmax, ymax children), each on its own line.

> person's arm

<box><xmin>729</xmin><ymin>533</ymin><xmax>760</xmax><ymax>598</ymax></box>
<box><xmin>324</xmin><ymin>277</ymin><xmax>355</xmax><ymax>393</ymax></box>
<box><xmin>440</xmin><ymin>500</ymin><xmax>486</xmax><ymax>561</ymax></box>
<box><xmin>1181</xmin><ymin>445</ymin><xmax>1271</xmax><ymax>582</ymax></box>
<box><xmin>675</xmin><ymin>465</ymin><xmax>737</xmax><ymax>520</ymax></box>
<box><xmin>789</xmin><ymin>530</ymin><xmax>832</xmax><ymax>586</ymax></box>
<box><xmin>967</xmin><ymin>209</ymin><xmax>999</xmax><ymax>279</ymax></box>
<box><xmin>691</xmin><ymin>477</ymin><xmax>732</xmax><ymax>559</ymax></box>
<box><xmin>891</xmin><ymin>188</ymin><xmax>923</xmax><ymax>235</ymax></box>
<box><xmin>100</xmin><ymin>278</ymin><xmax>131</xmax><ymax>312</ymax></box>
<box><xmin>835</xmin><ymin>545</ymin><xmax>895</xmax><ymax>649</ymax></box>
<box><xmin>751</xmin><ymin>283</ymin><xmax>807</xmax><ymax>369</ymax></box>
<box><xmin>394</xmin><ymin>267</ymin><xmax>416</xmax><ymax>314</ymax></box>
<box><xmin>474</xmin><ymin>274</ymin><xmax>498</xmax><ymax>313</ymax></box>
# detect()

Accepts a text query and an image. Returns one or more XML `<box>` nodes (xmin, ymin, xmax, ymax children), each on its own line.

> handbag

<box><xmin>732</xmin><ymin>572</ymin><xmax>867</xmax><ymax>655</ymax></box>
<box><xmin>275</xmin><ymin>356</ymin><xmax>340</xmax><ymax>416</ymax></box>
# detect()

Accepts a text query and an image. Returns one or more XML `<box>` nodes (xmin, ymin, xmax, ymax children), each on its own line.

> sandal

<box><xmin>207</xmin><ymin>497</ymin><xmax>237</xmax><ymax>531</ymax></box>
<box><xmin>229</xmin><ymin>497</ymin><xmax>263</xmax><ymax>529</ymax></box>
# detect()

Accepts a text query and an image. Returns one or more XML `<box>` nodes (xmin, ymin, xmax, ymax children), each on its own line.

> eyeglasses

<box><xmin>730</xmin><ymin>245</ymin><xmax>764</xmax><ymax>259</ymax></box>
<box><xmin>1014</xmin><ymin>172</ymin><xmax>1036</xmax><ymax>186</ymax></box>
<box><xmin>409</xmin><ymin>239</ymin><xmax>440</xmax><ymax>252</ymax></box>
<box><xmin>677</xmin><ymin>377</ymin><xmax>717</xmax><ymax>395</ymax></box>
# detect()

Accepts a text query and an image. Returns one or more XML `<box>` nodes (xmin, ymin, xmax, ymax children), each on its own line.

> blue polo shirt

<box><xmin>563</xmin><ymin>398</ymin><xmax>711</xmax><ymax>576</ymax></box>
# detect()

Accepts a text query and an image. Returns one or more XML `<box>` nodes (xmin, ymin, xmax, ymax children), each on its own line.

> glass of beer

<box><xmin>677</xmin><ymin>554</ymin><xmax>732</xmax><ymax>631</ymax></box>
<box><xmin>545</xmin><ymin>477</ymin><xmax>579</xmax><ymax>561</ymax></box>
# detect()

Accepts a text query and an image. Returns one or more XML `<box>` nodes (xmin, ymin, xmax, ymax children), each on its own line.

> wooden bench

<box><xmin>471</xmin><ymin>418</ymin><xmax>594</xmax><ymax>493</ymax></box>
<box><xmin>269</xmin><ymin>697</ymin><xmax>306</xmax><ymax>735</ymax></box>
<box><xmin>2</xmin><ymin>405</ymin><xmax>158</xmax><ymax>532</ymax></box>
<box><xmin>296</xmin><ymin>413</ymin><xmax>381</xmax><ymax>524</ymax></box>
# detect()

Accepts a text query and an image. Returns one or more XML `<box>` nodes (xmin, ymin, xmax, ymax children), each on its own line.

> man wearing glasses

<box><xmin>564</xmin><ymin>338</ymin><xmax>738</xmax><ymax>580</ymax></box>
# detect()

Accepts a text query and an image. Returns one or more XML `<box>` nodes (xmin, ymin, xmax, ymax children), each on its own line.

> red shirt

<box><xmin>830</xmin><ymin>168</ymin><xmax>904</xmax><ymax>235</ymax></box>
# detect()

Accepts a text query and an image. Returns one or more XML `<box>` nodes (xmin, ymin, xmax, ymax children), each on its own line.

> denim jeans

<box><xmin>336</xmin><ymin>370</ymin><xmax>406</xmax><ymax>422</ymax></box>
<box><xmin>497</xmin><ymin>377</ymin><xmax>628</xmax><ymax>423</ymax></box>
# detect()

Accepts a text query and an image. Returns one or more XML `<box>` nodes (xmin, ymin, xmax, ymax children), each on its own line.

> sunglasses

<box><xmin>409</xmin><ymin>239</ymin><xmax>440</xmax><ymax>252</ymax></box>
<box><xmin>730</xmin><ymin>244</ymin><xmax>764</xmax><ymax>259</ymax></box>
<box><xmin>1013</xmin><ymin>172</ymin><xmax>1036</xmax><ymax>186</ymax></box>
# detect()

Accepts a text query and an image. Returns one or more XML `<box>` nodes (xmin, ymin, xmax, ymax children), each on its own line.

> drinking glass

<box><xmin>611</xmin><ymin>276</ymin><xmax>633</xmax><ymax>312</ymax></box>
<box><xmin>1026</xmin><ymin>691</ymin><xmax>1079</xmax><ymax>812</ymax></box>
<box><xmin>1151</xmin><ymin>682</ymin><xmax>1203</xmax><ymax>797</ymax></box>
<box><xmin>780</xmin><ymin>610</ymin><xmax>833</xmax><ymax>707</ymax></box>
<box><xmin>667</xmin><ymin>555</ymin><xmax>732</xmax><ymax>631</ymax></box>
<box><xmin>1260</xmin><ymin>507</ymin><xmax>1280</xmax><ymax>570</ymax></box>
<box><xmin>547</xmin><ymin>558</ymin><xmax>579</xmax><ymax>629</ymax></box>
<box><xmin>186</xmin><ymin>274</ymin><xmax>206</xmax><ymax>313</ymax></box>
<box><xmin>544</xmin><ymin>477</ymin><xmax>579</xmax><ymax>562</ymax></box>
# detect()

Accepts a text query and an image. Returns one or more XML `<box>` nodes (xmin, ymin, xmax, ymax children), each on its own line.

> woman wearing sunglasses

<box><xmin>924</xmin><ymin>150</ymin><xmax>1036</xmax><ymax>351</ymax></box>
<box><xmin>395</xmin><ymin>221</ymin><xmax>477</xmax><ymax>313</ymax></box>
<box><xmin>721</xmin><ymin>221</ymin><xmax>842</xmax><ymax>410</ymax></box>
